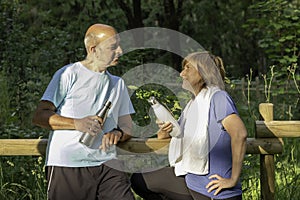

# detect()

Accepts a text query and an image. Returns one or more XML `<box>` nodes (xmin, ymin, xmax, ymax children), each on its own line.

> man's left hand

<box><xmin>99</xmin><ymin>130</ymin><xmax>122</xmax><ymax>151</ymax></box>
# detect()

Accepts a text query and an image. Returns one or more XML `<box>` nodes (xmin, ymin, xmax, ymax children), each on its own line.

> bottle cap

<box><xmin>148</xmin><ymin>96</ymin><xmax>157</xmax><ymax>105</ymax></box>
<box><xmin>105</xmin><ymin>100</ymin><xmax>112</xmax><ymax>108</ymax></box>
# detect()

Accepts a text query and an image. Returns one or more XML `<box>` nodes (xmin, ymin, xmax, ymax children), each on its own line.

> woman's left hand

<box><xmin>206</xmin><ymin>174</ymin><xmax>237</xmax><ymax>196</ymax></box>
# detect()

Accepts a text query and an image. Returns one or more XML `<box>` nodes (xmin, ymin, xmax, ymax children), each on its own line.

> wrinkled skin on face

<box><xmin>180</xmin><ymin>62</ymin><xmax>204</xmax><ymax>96</ymax></box>
<box><xmin>82</xmin><ymin>24</ymin><xmax>123</xmax><ymax>72</ymax></box>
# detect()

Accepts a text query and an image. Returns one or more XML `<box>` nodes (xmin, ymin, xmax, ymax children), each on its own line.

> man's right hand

<box><xmin>74</xmin><ymin>116</ymin><xmax>103</xmax><ymax>136</ymax></box>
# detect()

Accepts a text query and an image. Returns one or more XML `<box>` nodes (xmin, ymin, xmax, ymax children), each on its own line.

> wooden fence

<box><xmin>0</xmin><ymin>103</ymin><xmax>299</xmax><ymax>200</ymax></box>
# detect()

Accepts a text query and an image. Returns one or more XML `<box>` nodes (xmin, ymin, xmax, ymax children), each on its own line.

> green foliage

<box><xmin>0</xmin><ymin>0</ymin><xmax>299</xmax><ymax>199</ymax></box>
<box><xmin>228</xmin><ymin>64</ymin><xmax>299</xmax><ymax>199</ymax></box>
<box><xmin>181</xmin><ymin>0</ymin><xmax>260</xmax><ymax>77</ymax></box>
<box><xmin>244</xmin><ymin>0</ymin><xmax>300</xmax><ymax>68</ymax></box>
<box><xmin>131</xmin><ymin>84</ymin><xmax>183</xmax><ymax>127</ymax></box>
<box><xmin>241</xmin><ymin>154</ymin><xmax>260</xmax><ymax>199</ymax></box>
<box><xmin>0</xmin><ymin>71</ymin><xmax>10</xmax><ymax>127</ymax></box>
<box><xmin>228</xmin><ymin>73</ymin><xmax>299</xmax><ymax>200</ymax></box>
<box><xmin>288</xmin><ymin>63</ymin><xmax>300</xmax><ymax>94</ymax></box>
<box><xmin>275</xmin><ymin>138</ymin><xmax>300</xmax><ymax>200</ymax></box>
<box><xmin>0</xmin><ymin>157</ymin><xmax>46</xmax><ymax>200</ymax></box>
<box><xmin>262</xmin><ymin>66</ymin><xmax>276</xmax><ymax>103</ymax></box>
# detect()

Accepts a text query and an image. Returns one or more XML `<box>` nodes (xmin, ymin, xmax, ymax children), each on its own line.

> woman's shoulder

<box><xmin>211</xmin><ymin>90</ymin><xmax>236</xmax><ymax>106</ymax></box>
<box><xmin>211</xmin><ymin>89</ymin><xmax>238</xmax><ymax>115</ymax></box>
<box><xmin>212</xmin><ymin>90</ymin><xmax>230</xmax><ymax>99</ymax></box>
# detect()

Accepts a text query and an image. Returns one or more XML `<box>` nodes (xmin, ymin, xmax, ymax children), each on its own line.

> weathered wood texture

<box><xmin>258</xmin><ymin>103</ymin><xmax>275</xmax><ymax>200</ymax></box>
<box><xmin>261</xmin><ymin>155</ymin><xmax>275</xmax><ymax>200</ymax></box>
<box><xmin>0</xmin><ymin>139</ymin><xmax>47</xmax><ymax>156</ymax></box>
<box><xmin>259</xmin><ymin>103</ymin><xmax>274</xmax><ymax>122</ymax></box>
<box><xmin>0</xmin><ymin>137</ymin><xmax>283</xmax><ymax>156</ymax></box>
<box><xmin>256</xmin><ymin>121</ymin><xmax>300</xmax><ymax>138</ymax></box>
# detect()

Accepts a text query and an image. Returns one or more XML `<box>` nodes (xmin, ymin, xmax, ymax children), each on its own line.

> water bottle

<box><xmin>148</xmin><ymin>96</ymin><xmax>180</xmax><ymax>137</ymax></box>
<box><xmin>79</xmin><ymin>100</ymin><xmax>112</xmax><ymax>147</ymax></box>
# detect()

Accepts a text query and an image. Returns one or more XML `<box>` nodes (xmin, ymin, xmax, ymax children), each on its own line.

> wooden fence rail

<box><xmin>0</xmin><ymin>137</ymin><xmax>284</xmax><ymax>156</ymax></box>
<box><xmin>256</xmin><ymin>103</ymin><xmax>300</xmax><ymax>200</ymax></box>
<box><xmin>0</xmin><ymin>103</ymin><xmax>299</xmax><ymax>200</ymax></box>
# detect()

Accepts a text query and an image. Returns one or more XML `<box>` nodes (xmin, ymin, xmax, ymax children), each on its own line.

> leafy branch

<box><xmin>287</xmin><ymin>63</ymin><xmax>300</xmax><ymax>94</ymax></box>
<box><xmin>262</xmin><ymin>65</ymin><xmax>275</xmax><ymax>103</ymax></box>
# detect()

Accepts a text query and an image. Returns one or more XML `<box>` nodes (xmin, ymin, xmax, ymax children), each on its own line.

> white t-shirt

<box><xmin>42</xmin><ymin>62</ymin><xmax>135</xmax><ymax>167</ymax></box>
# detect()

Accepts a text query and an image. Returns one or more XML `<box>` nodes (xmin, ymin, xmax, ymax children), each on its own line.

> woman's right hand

<box><xmin>156</xmin><ymin>120</ymin><xmax>173</xmax><ymax>139</ymax></box>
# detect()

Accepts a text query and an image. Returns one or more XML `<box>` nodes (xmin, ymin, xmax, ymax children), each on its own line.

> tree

<box><xmin>244</xmin><ymin>0</ymin><xmax>300</xmax><ymax>70</ymax></box>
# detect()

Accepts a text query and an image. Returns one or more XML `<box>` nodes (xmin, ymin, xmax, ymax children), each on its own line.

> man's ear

<box><xmin>90</xmin><ymin>46</ymin><xmax>96</xmax><ymax>53</ymax></box>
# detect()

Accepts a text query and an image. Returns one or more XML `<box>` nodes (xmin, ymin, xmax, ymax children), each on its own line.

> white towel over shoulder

<box><xmin>168</xmin><ymin>87</ymin><xmax>220</xmax><ymax>176</ymax></box>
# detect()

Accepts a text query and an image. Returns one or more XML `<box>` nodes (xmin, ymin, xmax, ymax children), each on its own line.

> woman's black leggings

<box><xmin>130</xmin><ymin>167</ymin><xmax>242</xmax><ymax>200</ymax></box>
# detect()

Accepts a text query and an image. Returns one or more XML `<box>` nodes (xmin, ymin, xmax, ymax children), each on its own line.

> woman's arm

<box><xmin>206</xmin><ymin>113</ymin><xmax>247</xmax><ymax>195</ymax></box>
<box><xmin>223</xmin><ymin>114</ymin><xmax>247</xmax><ymax>185</ymax></box>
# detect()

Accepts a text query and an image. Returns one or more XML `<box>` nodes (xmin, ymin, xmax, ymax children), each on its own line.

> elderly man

<box><xmin>32</xmin><ymin>24</ymin><xmax>135</xmax><ymax>200</ymax></box>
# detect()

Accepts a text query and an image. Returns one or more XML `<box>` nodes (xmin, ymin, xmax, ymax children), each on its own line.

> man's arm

<box><xmin>99</xmin><ymin>114</ymin><xmax>133</xmax><ymax>151</ymax></box>
<box><xmin>32</xmin><ymin>100</ymin><xmax>102</xmax><ymax>135</ymax></box>
<box><xmin>117</xmin><ymin>114</ymin><xmax>133</xmax><ymax>142</ymax></box>
<box><xmin>32</xmin><ymin>100</ymin><xmax>74</xmax><ymax>130</ymax></box>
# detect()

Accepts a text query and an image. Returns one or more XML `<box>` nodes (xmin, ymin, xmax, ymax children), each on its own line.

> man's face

<box><xmin>94</xmin><ymin>35</ymin><xmax>122</xmax><ymax>68</ymax></box>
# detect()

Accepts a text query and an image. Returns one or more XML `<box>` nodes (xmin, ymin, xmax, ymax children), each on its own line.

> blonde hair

<box><xmin>182</xmin><ymin>52</ymin><xmax>225</xmax><ymax>90</ymax></box>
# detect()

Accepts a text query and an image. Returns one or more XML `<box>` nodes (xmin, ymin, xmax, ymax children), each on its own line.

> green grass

<box><xmin>0</xmin><ymin>157</ymin><xmax>46</xmax><ymax>200</ymax></box>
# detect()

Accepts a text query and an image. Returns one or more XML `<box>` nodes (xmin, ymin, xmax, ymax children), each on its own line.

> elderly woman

<box><xmin>131</xmin><ymin>52</ymin><xmax>247</xmax><ymax>200</ymax></box>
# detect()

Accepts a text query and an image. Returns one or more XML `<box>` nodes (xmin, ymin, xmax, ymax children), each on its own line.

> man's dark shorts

<box><xmin>46</xmin><ymin>160</ymin><xmax>134</xmax><ymax>200</ymax></box>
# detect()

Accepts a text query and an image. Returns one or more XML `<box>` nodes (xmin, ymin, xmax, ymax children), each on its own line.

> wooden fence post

<box><xmin>258</xmin><ymin>103</ymin><xmax>275</xmax><ymax>200</ymax></box>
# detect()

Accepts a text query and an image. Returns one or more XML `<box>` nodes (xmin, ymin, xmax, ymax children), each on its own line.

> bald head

<box><xmin>84</xmin><ymin>24</ymin><xmax>118</xmax><ymax>53</ymax></box>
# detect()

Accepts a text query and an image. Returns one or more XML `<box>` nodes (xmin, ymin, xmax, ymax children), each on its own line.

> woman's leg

<box><xmin>130</xmin><ymin>173</ymin><xmax>164</xmax><ymax>200</ymax></box>
<box><xmin>188</xmin><ymin>189</ymin><xmax>211</xmax><ymax>200</ymax></box>
<box><xmin>188</xmin><ymin>188</ymin><xmax>242</xmax><ymax>200</ymax></box>
<box><xmin>131</xmin><ymin>167</ymin><xmax>193</xmax><ymax>200</ymax></box>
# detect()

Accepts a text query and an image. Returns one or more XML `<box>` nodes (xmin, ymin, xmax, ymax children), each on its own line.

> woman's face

<box><xmin>180</xmin><ymin>62</ymin><xmax>203</xmax><ymax>95</ymax></box>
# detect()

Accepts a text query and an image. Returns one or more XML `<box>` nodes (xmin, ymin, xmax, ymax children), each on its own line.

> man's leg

<box><xmin>47</xmin><ymin>166</ymin><xmax>98</xmax><ymax>200</ymax></box>
<box><xmin>96</xmin><ymin>160</ymin><xmax>135</xmax><ymax>200</ymax></box>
